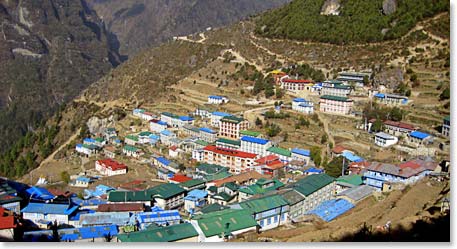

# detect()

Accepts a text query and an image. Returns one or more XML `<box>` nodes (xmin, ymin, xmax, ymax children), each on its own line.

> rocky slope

<box><xmin>0</xmin><ymin>0</ymin><xmax>122</xmax><ymax>152</ymax></box>
<box><xmin>86</xmin><ymin>0</ymin><xmax>292</xmax><ymax>57</ymax></box>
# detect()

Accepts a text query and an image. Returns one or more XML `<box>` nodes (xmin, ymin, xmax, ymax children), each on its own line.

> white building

<box><xmin>192</xmin><ymin>149</ymin><xmax>205</xmax><ymax>162</ymax></box>
<box><xmin>374</xmin><ymin>132</ymin><xmax>399</xmax><ymax>148</ymax></box>
<box><xmin>21</xmin><ymin>203</ymin><xmax>79</xmax><ymax>226</ymax></box>
<box><xmin>160</xmin><ymin>130</ymin><xmax>177</xmax><ymax>146</ymax></box>
<box><xmin>199</xmin><ymin>128</ymin><xmax>217</xmax><ymax>143</ymax></box>
<box><xmin>76</xmin><ymin>144</ymin><xmax>98</xmax><ymax>157</ymax></box>
<box><xmin>210</xmin><ymin>112</ymin><xmax>232</xmax><ymax>127</ymax></box>
<box><xmin>240</xmin><ymin>136</ymin><xmax>272</xmax><ymax>157</ymax></box>
<box><xmin>161</xmin><ymin>112</ymin><xmax>194</xmax><ymax>128</ymax></box>
<box><xmin>219</xmin><ymin>116</ymin><xmax>250</xmax><ymax>139</ymax></box>
<box><xmin>150</xmin><ymin>120</ymin><xmax>168</xmax><ymax>133</ymax></box>
<box><xmin>292</xmin><ymin>98</ymin><xmax>314</xmax><ymax>114</ymax></box>
<box><xmin>208</xmin><ymin>95</ymin><xmax>229</xmax><ymax>105</ymax></box>
<box><xmin>95</xmin><ymin>159</ymin><xmax>128</xmax><ymax>176</ymax></box>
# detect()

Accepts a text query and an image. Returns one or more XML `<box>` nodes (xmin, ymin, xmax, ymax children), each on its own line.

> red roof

<box><xmin>255</xmin><ymin>155</ymin><xmax>279</xmax><ymax>164</ymax></box>
<box><xmin>168</xmin><ymin>174</ymin><xmax>192</xmax><ymax>183</ymax></box>
<box><xmin>203</xmin><ymin>145</ymin><xmax>258</xmax><ymax>159</ymax></box>
<box><xmin>47</xmin><ymin>189</ymin><xmax>74</xmax><ymax>198</ymax></box>
<box><xmin>97</xmin><ymin>158</ymin><xmax>127</xmax><ymax>171</ymax></box>
<box><xmin>98</xmin><ymin>203</ymin><xmax>145</xmax><ymax>212</ymax></box>
<box><xmin>212</xmin><ymin>171</ymin><xmax>270</xmax><ymax>187</ymax></box>
<box><xmin>150</xmin><ymin>119</ymin><xmax>160</xmax><ymax>123</ymax></box>
<box><xmin>263</xmin><ymin>161</ymin><xmax>285</xmax><ymax>170</ymax></box>
<box><xmin>332</xmin><ymin>145</ymin><xmax>347</xmax><ymax>154</ymax></box>
<box><xmin>383</xmin><ymin>120</ymin><xmax>416</xmax><ymax>130</ymax></box>
<box><xmin>282</xmin><ymin>79</ymin><xmax>314</xmax><ymax>84</ymax></box>
<box><xmin>0</xmin><ymin>207</ymin><xmax>15</xmax><ymax>230</ymax></box>
<box><xmin>170</xmin><ymin>145</ymin><xmax>178</xmax><ymax>151</ymax></box>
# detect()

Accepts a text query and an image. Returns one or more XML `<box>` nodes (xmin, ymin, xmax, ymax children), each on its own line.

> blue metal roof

<box><xmin>160</xmin><ymin>130</ymin><xmax>173</xmax><ymax>136</ymax></box>
<box><xmin>410</xmin><ymin>131</ymin><xmax>430</xmax><ymax>140</ymax></box>
<box><xmin>299</xmin><ymin>103</ymin><xmax>313</xmax><ymax>107</ymax></box>
<box><xmin>293</xmin><ymin>98</ymin><xmax>306</xmax><ymax>102</ymax></box>
<box><xmin>157</xmin><ymin>121</ymin><xmax>168</xmax><ymax>126</ymax></box>
<box><xmin>79</xmin><ymin>225</ymin><xmax>118</xmax><ymax>239</ymax></box>
<box><xmin>374</xmin><ymin>93</ymin><xmax>385</xmax><ymax>98</ymax></box>
<box><xmin>199</xmin><ymin>127</ymin><xmax>216</xmax><ymax>134</ymax></box>
<box><xmin>307</xmin><ymin>199</ymin><xmax>354</xmax><ymax>222</ymax></box>
<box><xmin>26</xmin><ymin>186</ymin><xmax>55</xmax><ymax>200</ymax></box>
<box><xmin>240</xmin><ymin>136</ymin><xmax>270</xmax><ymax>145</ymax></box>
<box><xmin>138</xmin><ymin>210</ymin><xmax>181</xmax><ymax>224</ymax></box>
<box><xmin>291</xmin><ymin>148</ymin><xmax>311</xmax><ymax>157</ymax></box>
<box><xmin>184</xmin><ymin>189</ymin><xmax>208</xmax><ymax>201</ymax></box>
<box><xmin>212</xmin><ymin>112</ymin><xmax>232</xmax><ymax>117</ymax></box>
<box><xmin>179</xmin><ymin>116</ymin><xmax>194</xmax><ymax>121</ymax></box>
<box><xmin>209</xmin><ymin>95</ymin><xmax>223</xmax><ymax>100</ymax></box>
<box><xmin>156</xmin><ymin>157</ymin><xmax>171</xmax><ymax>166</ymax></box>
<box><xmin>84</xmin><ymin>138</ymin><xmax>96</xmax><ymax>143</ymax></box>
<box><xmin>69</xmin><ymin>209</ymin><xmax>95</xmax><ymax>221</ymax></box>
<box><xmin>23</xmin><ymin>230</ymin><xmax>54</xmax><ymax>242</ymax></box>
<box><xmin>79</xmin><ymin>212</ymin><xmax>132</xmax><ymax>226</ymax></box>
<box><xmin>76</xmin><ymin>177</ymin><xmax>91</xmax><ymax>183</ymax></box>
<box><xmin>21</xmin><ymin>203</ymin><xmax>79</xmax><ymax>215</ymax></box>
<box><xmin>342</xmin><ymin>151</ymin><xmax>364</xmax><ymax>163</ymax></box>
<box><xmin>304</xmin><ymin>167</ymin><xmax>323</xmax><ymax>173</ymax></box>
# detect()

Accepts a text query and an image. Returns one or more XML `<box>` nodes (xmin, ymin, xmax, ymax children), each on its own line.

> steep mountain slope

<box><xmin>256</xmin><ymin>0</ymin><xmax>449</xmax><ymax>44</ymax></box>
<box><xmin>86</xmin><ymin>0</ymin><xmax>292</xmax><ymax>57</ymax></box>
<box><xmin>0</xmin><ymin>0</ymin><xmax>122</xmax><ymax>153</ymax></box>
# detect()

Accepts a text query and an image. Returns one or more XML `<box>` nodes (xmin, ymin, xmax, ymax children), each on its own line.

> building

<box><xmin>210</xmin><ymin>112</ymin><xmax>233</xmax><ymax>127</ymax></box>
<box><xmin>179</xmin><ymin>179</ymin><xmax>206</xmax><ymax>191</ymax></box>
<box><xmin>442</xmin><ymin>116</ymin><xmax>450</xmax><ymax>137</ymax></box>
<box><xmin>76</xmin><ymin>144</ymin><xmax>98</xmax><ymax>157</ymax></box>
<box><xmin>161</xmin><ymin>112</ymin><xmax>180</xmax><ymax>128</ymax></box>
<box><xmin>192</xmin><ymin>149</ymin><xmax>205</xmax><ymax>162</ymax></box>
<box><xmin>103</xmin><ymin>146</ymin><xmax>117</xmax><ymax>159</ymax></box>
<box><xmin>255</xmin><ymin>155</ymin><xmax>286</xmax><ymax>177</ymax></box>
<box><xmin>319</xmin><ymin>95</ymin><xmax>353</xmax><ymax>115</ymax></box>
<box><xmin>408</xmin><ymin>131</ymin><xmax>433</xmax><ymax>147</ymax></box>
<box><xmin>153</xmin><ymin>156</ymin><xmax>180</xmax><ymax>174</ymax></box>
<box><xmin>21</xmin><ymin>202</ymin><xmax>79</xmax><ymax>226</ymax></box>
<box><xmin>150</xmin><ymin>119</ymin><xmax>168</xmax><ymax>133</ymax></box>
<box><xmin>292</xmin><ymin>98</ymin><xmax>314</xmax><ymax>114</ymax></box>
<box><xmin>194</xmin><ymin>163</ymin><xmax>231</xmax><ymax>182</ymax></box>
<box><xmin>199</xmin><ymin>127</ymin><xmax>217</xmax><ymax>143</ymax></box>
<box><xmin>0</xmin><ymin>180</ymin><xmax>22</xmax><ymax>214</ymax></box>
<box><xmin>216</xmin><ymin>138</ymin><xmax>241</xmax><ymax>150</ymax></box>
<box><xmin>237</xmin><ymin>195</ymin><xmax>289</xmax><ymax>231</ymax></box>
<box><xmin>194</xmin><ymin>106</ymin><xmax>216</xmax><ymax>118</ymax></box>
<box><xmin>291</xmin><ymin>148</ymin><xmax>311</xmax><ymax>165</ymax></box>
<box><xmin>335</xmin><ymin>175</ymin><xmax>363</xmax><ymax>194</ymax></box>
<box><xmin>133</xmin><ymin>109</ymin><xmax>156</xmax><ymax>121</ymax></box>
<box><xmin>240</xmin><ymin>136</ymin><xmax>272</xmax><ymax>157</ymax></box>
<box><xmin>219</xmin><ymin>116</ymin><xmax>249</xmax><ymax>139</ymax></box>
<box><xmin>374</xmin><ymin>132</ymin><xmax>399</xmax><ymax>148</ymax></box>
<box><xmin>208</xmin><ymin>182</ymin><xmax>240</xmax><ymax>206</ymax></box>
<box><xmin>238</xmin><ymin>178</ymin><xmax>284</xmax><ymax>202</ymax></box>
<box><xmin>284</xmin><ymin>174</ymin><xmax>335</xmax><ymax>221</ymax></box>
<box><xmin>93</xmin><ymin>137</ymin><xmax>106</xmax><ymax>148</ymax></box>
<box><xmin>0</xmin><ymin>207</ymin><xmax>16</xmax><ymax>241</ymax></box>
<box><xmin>160</xmin><ymin>130</ymin><xmax>177</xmax><ymax>146</ymax></box>
<box><xmin>117</xmin><ymin>223</ymin><xmax>198</xmax><ymax>242</ymax></box>
<box><xmin>168</xmin><ymin>174</ymin><xmax>192</xmax><ymax>184</ymax></box>
<box><xmin>124</xmin><ymin>135</ymin><xmax>139</xmax><ymax>146</ymax></box>
<box><xmin>184</xmin><ymin>189</ymin><xmax>208</xmax><ymax>214</ymax></box>
<box><xmin>363</xmin><ymin>159</ymin><xmax>438</xmax><ymax>190</ymax></box>
<box><xmin>97</xmin><ymin>203</ymin><xmax>145</xmax><ymax>213</ymax></box>
<box><xmin>103</xmin><ymin>128</ymin><xmax>118</xmax><ymax>141</ymax></box>
<box><xmin>322</xmin><ymin>84</ymin><xmax>352</xmax><ymax>97</ymax></box>
<box><xmin>280</xmin><ymin>78</ymin><xmax>314</xmax><ymax>91</ymax></box>
<box><xmin>374</xmin><ymin>93</ymin><xmax>408</xmax><ymax>106</ymax></box>
<box><xmin>202</xmin><ymin>145</ymin><xmax>258</xmax><ymax>174</ymax></box>
<box><xmin>95</xmin><ymin>159</ymin><xmax>127</xmax><ymax>176</ymax></box>
<box><xmin>122</xmin><ymin>145</ymin><xmax>143</xmax><ymax>158</ymax></box>
<box><xmin>212</xmin><ymin>171</ymin><xmax>270</xmax><ymax>188</ymax></box>
<box><xmin>191</xmin><ymin>209</ymin><xmax>258</xmax><ymax>242</ymax></box>
<box><xmin>336</xmin><ymin>71</ymin><xmax>372</xmax><ymax>86</ymax></box>
<box><xmin>240</xmin><ymin>130</ymin><xmax>262</xmax><ymax>138</ymax></box>
<box><xmin>383</xmin><ymin>120</ymin><xmax>417</xmax><ymax>137</ymax></box>
<box><xmin>183</xmin><ymin>125</ymin><xmax>200</xmax><ymax>138</ymax></box>
<box><xmin>74</xmin><ymin>177</ymin><xmax>91</xmax><ymax>188</ymax></box>
<box><xmin>138</xmin><ymin>132</ymin><xmax>154</xmax><ymax>144</ymax></box>
<box><xmin>266</xmin><ymin>147</ymin><xmax>292</xmax><ymax>162</ymax></box>
<box><xmin>137</xmin><ymin>209</ymin><xmax>181</xmax><ymax>229</ymax></box>
<box><xmin>208</xmin><ymin>95</ymin><xmax>229</xmax><ymax>105</ymax></box>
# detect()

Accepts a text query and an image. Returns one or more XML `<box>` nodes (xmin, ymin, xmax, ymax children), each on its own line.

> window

<box><xmin>274</xmin><ymin>215</ymin><xmax>278</xmax><ymax>223</ymax></box>
<box><xmin>260</xmin><ymin>219</ymin><xmax>264</xmax><ymax>227</ymax></box>
<box><xmin>267</xmin><ymin>217</ymin><xmax>271</xmax><ymax>225</ymax></box>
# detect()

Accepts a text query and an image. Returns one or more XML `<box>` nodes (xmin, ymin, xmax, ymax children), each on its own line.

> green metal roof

<box><xmin>280</xmin><ymin>190</ymin><xmax>305</xmax><ymax>206</ymax></box>
<box><xmin>194</xmin><ymin>209</ymin><xmax>257</xmax><ymax>237</ymax></box>
<box><xmin>125</xmin><ymin>134</ymin><xmax>139</xmax><ymax>141</ymax></box>
<box><xmin>212</xmin><ymin>192</ymin><xmax>235</xmax><ymax>202</ymax></box>
<box><xmin>216</xmin><ymin>138</ymin><xmax>241</xmax><ymax>146</ymax></box>
<box><xmin>267</xmin><ymin>146</ymin><xmax>291</xmax><ymax>157</ymax></box>
<box><xmin>179</xmin><ymin>179</ymin><xmax>206</xmax><ymax>188</ymax></box>
<box><xmin>198</xmin><ymin>203</ymin><xmax>229</xmax><ymax>214</ymax></box>
<box><xmin>240</xmin><ymin>130</ymin><xmax>261</xmax><ymax>137</ymax></box>
<box><xmin>293</xmin><ymin>173</ymin><xmax>334</xmax><ymax>197</ymax></box>
<box><xmin>196</xmin><ymin>140</ymin><xmax>210</xmax><ymax>146</ymax></box>
<box><xmin>221</xmin><ymin>182</ymin><xmax>239</xmax><ymax>191</ymax></box>
<box><xmin>123</xmin><ymin>145</ymin><xmax>139</xmax><ymax>152</ymax></box>
<box><xmin>239</xmin><ymin>178</ymin><xmax>284</xmax><ymax>196</ymax></box>
<box><xmin>197</xmin><ymin>163</ymin><xmax>228</xmax><ymax>174</ymax></box>
<box><xmin>320</xmin><ymin>95</ymin><xmax>352</xmax><ymax>102</ymax></box>
<box><xmin>94</xmin><ymin>137</ymin><xmax>105</xmax><ymax>143</ymax></box>
<box><xmin>336</xmin><ymin>175</ymin><xmax>363</xmax><ymax>186</ymax></box>
<box><xmin>117</xmin><ymin>223</ymin><xmax>198</xmax><ymax>242</ymax></box>
<box><xmin>138</xmin><ymin>131</ymin><xmax>153</xmax><ymax>137</ymax></box>
<box><xmin>108</xmin><ymin>183</ymin><xmax>185</xmax><ymax>202</ymax></box>
<box><xmin>150</xmin><ymin>183</ymin><xmax>186</xmax><ymax>199</ymax></box>
<box><xmin>221</xmin><ymin>116</ymin><xmax>245</xmax><ymax>124</ymax></box>
<box><xmin>162</xmin><ymin>112</ymin><xmax>179</xmax><ymax>119</ymax></box>
<box><xmin>445</xmin><ymin>115</ymin><xmax>450</xmax><ymax>122</ymax></box>
<box><xmin>205</xmin><ymin>171</ymin><xmax>232</xmax><ymax>181</ymax></box>
<box><xmin>239</xmin><ymin>195</ymin><xmax>288</xmax><ymax>214</ymax></box>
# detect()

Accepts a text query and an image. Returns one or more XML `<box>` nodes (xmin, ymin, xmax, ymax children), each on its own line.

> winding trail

<box><xmin>39</xmin><ymin>128</ymin><xmax>81</xmax><ymax>168</ymax></box>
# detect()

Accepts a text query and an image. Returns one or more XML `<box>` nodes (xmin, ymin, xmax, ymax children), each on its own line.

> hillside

<box><xmin>86</xmin><ymin>0</ymin><xmax>292</xmax><ymax>57</ymax></box>
<box><xmin>0</xmin><ymin>0</ymin><xmax>122</xmax><ymax>153</ymax></box>
<box><xmin>255</xmin><ymin>0</ymin><xmax>449</xmax><ymax>44</ymax></box>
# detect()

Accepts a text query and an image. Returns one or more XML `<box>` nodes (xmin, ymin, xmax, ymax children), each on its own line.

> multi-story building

<box><xmin>124</xmin><ymin>135</ymin><xmax>139</xmax><ymax>146</ymax></box>
<box><xmin>363</xmin><ymin>159</ymin><xmax>438</xmax><ymax>190</ymax></box>
<box><xmin>240</xmin><ymin>136</ymin><xmax>272</xmax><ymax>157</ymax></box>
<box><xmin>199</xmin><ymin>128</ymin><xmax>217</xmax><ymax>143</ymax></box>
<box><xmin>239</xmin><ymin>195</ymin><xmax>289</xmax><ymax>231</ymax></box>
<box><xmin>291</xmin><ymin>148</ymin><xmax>311</xmax><ymax>165</ymax></box>
<box><xmin>266</xmin><ymin>146</ymin><xmax>292</xmax><ymax>162</ymax></box>
<box><xmin>95</xmin><ymin>159</ymin><xmax>127</xmax><ymax>176</ymax></box>
<box><xmin>219</xmin><ymin>116</ymin><xmax>249</xmax><ymax>139</ymax></box>
<box><xmin>216</xmin><ymin>138</ymin><xmax>241</xmax><ymax>150</ymax></box>
<box><xmin>161</xmin><ymin>112</ymin><xmax>194</xmax><ymax>128</ymax></box>
<box><xmin>374</xmin><ymin>132</ymin><xmax>398</xmax><ymax>148</ymax></box>
<box><xmin>202</xmin><ymin>145</ymin><xmax>258</xmax><ymax>174</ymax></box>
<box><xmin>160</xmin><ymin>130</ymin><xmax>177</xmax><ymax>146</ymax></box>
<box><xmin>280</xmin><ymin>78</ymin><xmax>314</xmax><ymax>91</ymax></box>
<box><xmin>374</xmin><ymin>93</ymin><xmax>409</xmax><ymax>106</ymax></box>
<box><xmin>383</xmin><ymin>120</ymin><xmax>417</xmax><ymax>137</ymax></box>
<box><xmin>210</xmin><ymin>112</ymin><xmax>232</xmax><ymax>127</ymax></box>
<box><xmin>321</xmin><ymin>84</ymin><xmax>352</xmax><ymax>97</ymax></box>
<box><xmin>150</xmin><ymin>119</ymin><xmax>168</xmax><ymax>133</ymax></box>
<box><xmin>408</xmin><ymin>131</ymin><xmax>433</xmax><ymax>148</ymax></box>
<box><xmin>336</xmin><ymin>71</ymin><xmax>372</xmax><ymax>86</ymax></box>
<box><xmin>76</xmin><ymin>144</ymin><xmax>98</xmax><ymax>157</ymax></box>
<box><xmin>443</xmin><ymin>116</ymin><xmax>450</xmax><ymax>137</ymax></box>
<box><xmin>319</xmin><ymin>95</ymin><xmax>353</xmax><ymax>115</ymax></box>
<box><xmin>292</xmin><ymin>98</ymin><xmax>314</xmax><ymax>114</ymax></box>
<box><xmin>194</xmin><ymin>106</ymin><xmax>216</xmax><ymax>118</ymax></box>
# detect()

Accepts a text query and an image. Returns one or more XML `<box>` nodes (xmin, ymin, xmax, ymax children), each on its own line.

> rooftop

<box><xmin>240</xmin><ymin>136</ymin><xmax>270</xmax><ymax>145</ymax></box>
<box><xmin>21</xmin><ymin>203</ymin><xmax>79</xmax><ymax>215</ymax></box>
<box><xmin>194</xmin><ymin>209</ymin><xmax>257</xmax><ymax>237</ymax></box>
<box><xmin>291</xmin><ymin>148</ymin><xmax>311</xmax><ymax>157</ymax></box>
<box><xmin>240</xmin><ymin>130</ymin><xmax>261</xmax><ymax>137</ymax></box>
<box><xmin>117</xmin><ymin>223</ymin><xmax>197</xmax><ymax>242</ymax></box>
<box><xmin>203</xmin><ymin>145</ymin><xmax>257</xmax><ymax>159</ymax></box>
<box><xmin>320</xmin><ymin>95</ymin><xmax>352</xmax><ymax>102</ymax></box>
<box><xmin>239</xmin><ymin>195</ymin><xmax>288</xmax><ymax>214</ymax></box>
<box><xmin>216</xmin><ymin>138</ymin><xmax>241</xmax><ymax>146</ymax></box>
<box><xmin>267</xmin><ymin>146</ymin><xmax>291</xmax><ymax>157</ymax></box>
<box><xmin>292</xmin><ymin>174</ymin><xmax>335</xmax><ymax>197</ymax></box>
<box><xmin>220</xmin><ymin>116</ymin><xmax>245</xmax><ymax>124</ymax></box>
<box><xmin>410</xmin><ymin>131</ymin><xmax>431</xmax><ymax>140</ymax></box>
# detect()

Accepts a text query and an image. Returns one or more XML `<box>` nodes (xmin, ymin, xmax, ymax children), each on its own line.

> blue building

<box><xmin>184</xmin><ymin>189</ymin><xmax>208</xmax><ymax>214</ymax></box>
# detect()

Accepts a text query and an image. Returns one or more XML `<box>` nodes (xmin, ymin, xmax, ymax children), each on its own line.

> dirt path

<box><xmin>224</xmin><ymin>49</ymin><xmax>266</xmax><ymax>75</ymax></box>
<box><xmin>39</xmin><ymin>128</ymin><xmax>80</xmax><ymax>168</ymax></box>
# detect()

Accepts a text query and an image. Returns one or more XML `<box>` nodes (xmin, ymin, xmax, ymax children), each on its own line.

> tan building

<box><xmin>219</xmin><ymin>116</ymin><xmax>249</xmax><ymax>139</ymax></box>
